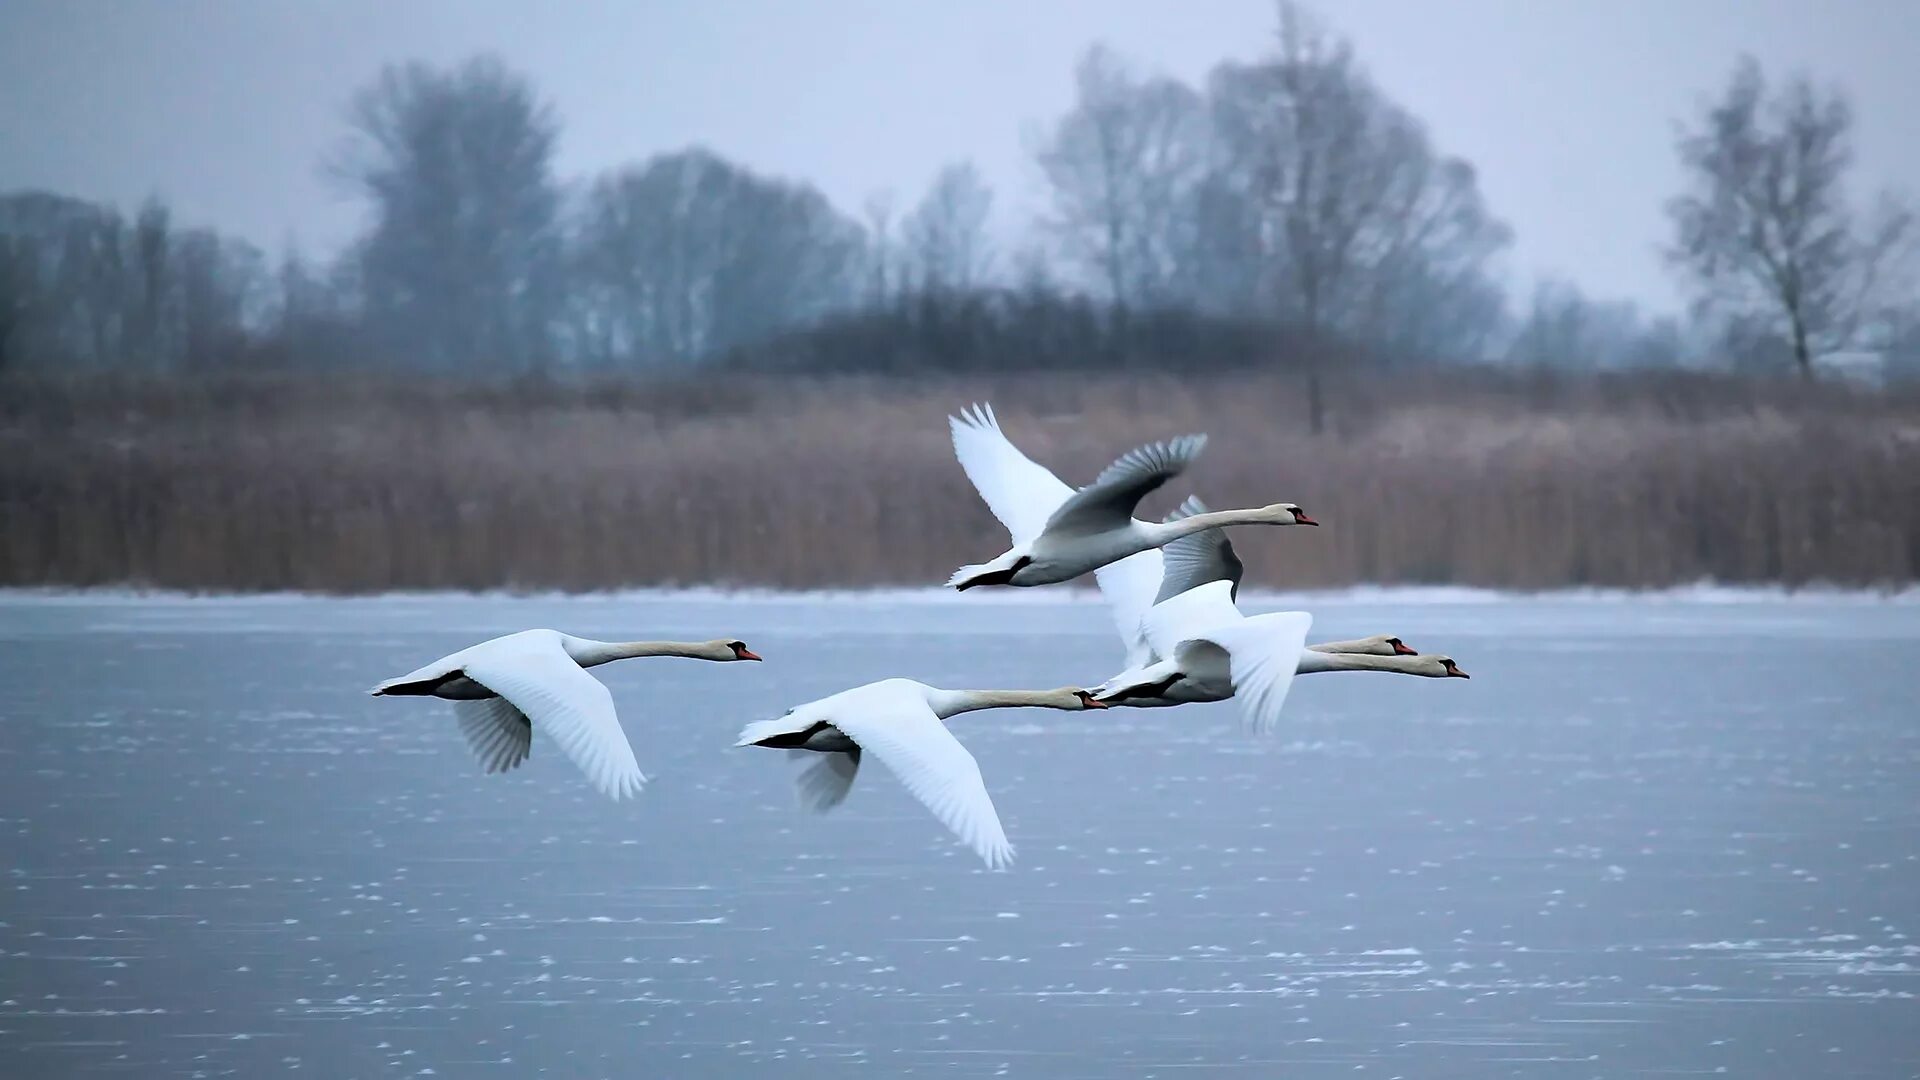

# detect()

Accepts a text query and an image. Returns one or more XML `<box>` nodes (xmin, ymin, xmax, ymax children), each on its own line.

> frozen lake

<box><xmin>2</xmin><ymin>589</ymin><xmax>1917</xmax><ymax>1077</ymax></box>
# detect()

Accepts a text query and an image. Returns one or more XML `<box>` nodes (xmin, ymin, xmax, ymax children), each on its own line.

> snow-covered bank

<box><xmin>3</xmin><ymin>580</ymin><xmax>1917</xmax><ymax>607</ymax></box>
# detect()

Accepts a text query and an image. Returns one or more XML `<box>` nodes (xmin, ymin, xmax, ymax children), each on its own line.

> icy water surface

<box><xmin>1</xmin><ymin>590</ymin><xmax>1916</xmax><ymax>1077</ymax></box>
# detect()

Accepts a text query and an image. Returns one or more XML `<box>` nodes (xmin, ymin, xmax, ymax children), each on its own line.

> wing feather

<box><xmin>1155</xmin><ymin>496</ymin><xmax>1244</xmax><ymax>604</ymax></box>
<box><xmin>831</xmin><ymin>683</ymin><xmax>1014</xmax><ymax>869</ymax></box>
<box><xmin>452</xmin><ymin>697</ymin><xmax>533</xmax><ymax>775</ymax></box>
<box><xmin>461</xmin><ymin>645</ymin><xmax>644</xmax><ymax>801</ymax></box>
<box><xmin>948</xmin><ymin>402</ymin><xmax>1074</xmax><ymax>546</ymax></box>
<box><xmin>792</xmin><ymin>749</ymin><xmax>861</xmax><ymax>814</ymax></box>
<box><xmin>1199</xmin><ymin>610</ymin><xmax>1314</xmax><ymax>735</ymax></box>
<box><xmin>1041</xmin><ymin>434</ymin><xmax>1207</xmax><ymax>539</ymax></box>
<box><xmin>1094</xmin><ymin>551</ymin><xmax>1165</xmax><ymax>668</ymax></box>
<box><xmin>1141</xmin><ymin>580</ymin><xmax>1244</xmax><ymax>661</ymax></box>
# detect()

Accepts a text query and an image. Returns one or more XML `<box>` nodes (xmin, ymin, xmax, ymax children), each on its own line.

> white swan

<box><xmin>946</xmin><ymin>404</ymin><xmax>1316</xmax><ymax>592</ymax></box>
<box><xmin>1094</xmin><ymin>581</ymin><xmax>1470</xmax><ymax>726</ymax></box>
<box><xmin>1091</xmin><ymin>580</ymin><xmax>1314</xmax><ymax>733</ymax></box>
<box><xmin>736</xmin><ymin>679</ymin><xmax>1106</xmax><ymax>869</ymax></box>
<box><xmin>372</xmin><ymin>629</ymin><xmax>762</xmax><ymax>800</ymax></box>
<box><xmin>1097</xmin><ymin>499</ymin><xmax>1413</xmax><ymax>670</ymax></box>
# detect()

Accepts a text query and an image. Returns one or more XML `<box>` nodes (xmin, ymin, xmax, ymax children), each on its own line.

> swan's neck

<box><xmin>925</xmin><ymin>688</ymin><xmax>1083</xmax><ymax>718</ymax></box>
<box><xmin>1309</xmin><ymin>637</ymin><xmax>1393</xmax><ymax>655</ymax></box>
<box><xmin>562</xmin><ymin>638</ymin><xmax>719</xmax><ymax>667</ymax></box>
<box><xmin>1144</xmin><ymin>507</ymin><xmax>1277</xmax><ymax>542</ymax></box>
<box><xmin>1295</xmin><ymin>652</ymin><xmax>1423</xmax><ymax>676</ymax></box>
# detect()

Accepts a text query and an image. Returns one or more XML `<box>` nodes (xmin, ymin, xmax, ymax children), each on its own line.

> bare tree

<box><xmin>902</xmin><ymin>162</ymin><xmax>995</xmax><ymax>293</ymax></box>
<box><xmin>1667</xmin><ymin>56</ymin><xmax>1914</xmax><ymax>377</ymax></box>
<box><xmin>1033</xmin><ymin>45</ymin><xmax>1210</xmax><ymax>308</ymax></box>
<box><xmin>1208</xmin><ymin>2</ymin><xmax>1509</xmax><ymax>425</ymax></box>
<box><xmin>1507</xmin><ymin>277</ymin><xmax>1685</xmax><ymax>370</ymax></box>
<box><xmin>333</xmin><ymin>55</ymin><xmax>563</xmax><ymax>374</ymax></box>
<box><xmin>570</xmin><ymin>149</ymin><xmax>863</xmax><ymax>367</ymax></box>
<box><xmin>861</xmin><ymin>191</ymin><xmax>899</xmax><ymax>307</ymax></box>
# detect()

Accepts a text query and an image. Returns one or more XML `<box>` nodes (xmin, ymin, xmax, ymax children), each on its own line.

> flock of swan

<box><xmin>373</xmin><ymin>403</ymin><xmax>1469</xmax><ymax>868</ymax></box>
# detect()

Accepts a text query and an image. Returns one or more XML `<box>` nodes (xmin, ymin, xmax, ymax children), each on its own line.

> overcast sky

<box><xmin>2</xmin><ymin>0</ymin><xmax>1915</xmax><ymax>313</ymax></box>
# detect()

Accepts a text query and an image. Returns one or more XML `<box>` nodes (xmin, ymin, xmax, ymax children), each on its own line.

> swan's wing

<box><xmin>460</xmin><ymin>643</ymin><xmax>644</xmax><ymax>801</ymax></box>
<box><xmin>1183</xmin><ymin>609</ymin><xmax>1313</xmax><ymax>735</ymax></box>
<box><xmin>831</xmin><ymin>682</ymin><xmax>1014</xmax><ymax>869</ymax></box>
<box><xmin>1141</xmin><ymin>579</ymin><xmax>1244</xmax><ymax>661</ymax></box>
<box><xmin>452</xmin><ymin>697</ymin><xmax>533</xmax><ymax>775</ymax></box>
<box><xmin>1042</xmin><ymin>434</ymin><xmax>1208</xmax><ymax>539</ymax></box>
<box><xmin>1094</xmin><ymin>550</ymin><xmax>1164</xmax><ymax>668</ymax></box>
<box><xmin>792</xmin><ymin>749</ymin><xmax>861</xmax><ymax>814</ymax></box>
<box><xmin>949</xmin><ymin>402</ymin><xmax>1075</xmax><ymax>546</ymax></box>
<box><xmin>1154</xmin><ymin>497</ymin><xmax>1244</xmax><ymax>605</ymax></box>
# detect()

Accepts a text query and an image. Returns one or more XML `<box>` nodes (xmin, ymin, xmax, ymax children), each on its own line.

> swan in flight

<box><xmin>372</xmin><ymin>630</ymin><xmax>762</xmax><ymax>800</ymax></box>
<box><xmin>946</xmin><ymin>403</ymin><xmax>1316</xmax><ymax>592</ymax></box>
<box><xmin>736</xmin><ymin>679</ymin><xmax>1106</xmax><ymax>869</ymax></box>
<box><xmin>1091</xmin><ymin>580</ymin><xmax>1315</xmax><ymax>734</ymax></box>
<box><xmin>1095</xmin><ymin>498</ymin><xmax>1418</xmax><ymax>669</ymax></box>
<box><xmin>1094</xmin><ymin>580</ymin><xmax>1469</xmax><ymax>727</ymax></box>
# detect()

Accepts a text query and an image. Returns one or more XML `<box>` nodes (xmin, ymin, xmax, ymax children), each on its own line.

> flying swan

<box><xmin>736</xmin><ymin>678</ymin><xmax>1107</xmax><ymax>869</ymax></box>
<box><xmin>372</xmin><ymin>629</ymin><xmax>762</xmax><ymax>800</ymax></box>
<box><xmin>1093</xmin><ymin>580</ymin><xmax>1469</xmax><ymax>730</ymax></box>
<box><xmin>946</xmin><ymin>403</ymin><xmax>1317</xmax><ymax>592</ymax></box>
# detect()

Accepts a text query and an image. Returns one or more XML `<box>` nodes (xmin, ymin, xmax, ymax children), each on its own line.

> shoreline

<box><xmin>4</xmin><ymin>581</ymin><xmax>1917</xmax><ymax>606</ymax></box>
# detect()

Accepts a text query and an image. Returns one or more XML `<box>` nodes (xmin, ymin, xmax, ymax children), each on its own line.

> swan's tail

<box><xmin>736</xmin><ymin>714</ymin><xmax>815</xmax><ymax>748</ymax></box>
<box><xmin>947</xmin><ymin>562</ymin><xmax>991</xmax><ymax>590</ymax></box>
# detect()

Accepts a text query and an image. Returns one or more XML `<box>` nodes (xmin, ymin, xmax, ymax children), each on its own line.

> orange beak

<box><xmin>735</xmin><ymin>647</ymin><xmax>763</xmax><ymax>662</ymax></box>
<box><xmin>1445</xmin><ymin>663</ymin><xmax>1469</xmax><ymax>679</ymax></box>
<box><xmin>1295</xmin><ymin>512</ymin><xmax>1319</xmax><ymax>526</ymax></box>
<box><xmin>1392</xmin><ymin>640</ymin><xmax>1418</xmax><ymax>656</ymax></box>
<box><xmin>1078</xmin><ymin>692</ymin><xmax>1110</xmax><ymax>709</ymax></box>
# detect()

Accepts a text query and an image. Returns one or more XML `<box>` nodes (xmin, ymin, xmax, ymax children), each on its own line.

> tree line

<box><xmin>1</xmin><ymin>3</ymin><xmax>1913</xmax><ymax>382</ymax></box>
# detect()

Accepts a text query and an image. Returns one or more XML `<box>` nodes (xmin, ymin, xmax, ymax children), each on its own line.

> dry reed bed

<box><xmin>4</xmin><ymin>371</ymin><xmax>1919</xmax><ymax>591</ymax></box>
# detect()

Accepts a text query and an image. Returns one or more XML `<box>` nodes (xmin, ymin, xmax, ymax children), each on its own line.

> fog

<box><xmin>3</xmin><ymin>0</ymin><xmax>1917</xmax><ymax>311</ymax></box>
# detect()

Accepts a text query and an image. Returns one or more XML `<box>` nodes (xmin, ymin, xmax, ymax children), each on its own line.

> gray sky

<box><xmin>2</xmin><ymin>0</ymin><xmax>1915</xmax><ymax>313</ymax></box>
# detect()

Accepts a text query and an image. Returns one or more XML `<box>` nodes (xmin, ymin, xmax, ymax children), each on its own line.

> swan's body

<box><xmin>736</xmin><ymin>679</ymin><xmax>1105</xmax><ymax>868</ymax></box>
<box><xmin>372</xmin><ymin>629</ymin><xmax>761</xmax><ymax>800</ymax></box>
<box><xmin>946</xmin><ymin>404</ymin><xmax>1315</xmax><ymax>592</ymax></box>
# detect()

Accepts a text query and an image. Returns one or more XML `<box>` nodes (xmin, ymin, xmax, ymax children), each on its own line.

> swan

<box><xmin>372</xmin><ymin>629</ymin><xmax>762</xmax><ymax>800</ymax></box>
<box><xmin>1093</xmin><ymin>582</ymin><xmax>1469</xmax><ymax>726</ymax></box>
<box><xmin>946</xmin><ymin>403</ymin><xmax>1316</xmax><ymax>592</ymax></box>
<box><xmin>1090</xmin><ymin>580</ymin><xmax>1313</xmax><ymax>733</ymax></box>
<box><xmin>1096</xmin><ymin>499</ymin><xmax>1413</xmax><ymax>669</ymax></box>
<box><xmin>736</xmin><ymin>679</ymin><xmax>1106</xmax><ymax>869</ymax></box>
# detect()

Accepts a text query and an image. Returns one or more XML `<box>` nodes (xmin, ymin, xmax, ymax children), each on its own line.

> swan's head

<box><xmin>704</xmin><ymin>639</ymin><xmax>763</xmax><ymax>662</ymax></box>
<box><xmin>1410</xmin><ymin>654</ymin><xmax>1470</xmax><ymax>679</ymax></box>
<box><xmin>1262</xmin><ymin>503</ymin><xmax>1318</xmax><ymax>526</ymax></box>
<box><xmin>1315</xmin><ymin>633</ymin><xmax>1419</xmax><ymax>655</ymax></box>
<box><xmin>1059</xmin><ymin>688</ymin><xmax>1109</xmax><ymax>709</ymax></box>
<box><xmin>1350</xmin><ymin>634</ymin><xmax>1419</xmax><ymax>656</ymax></box>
